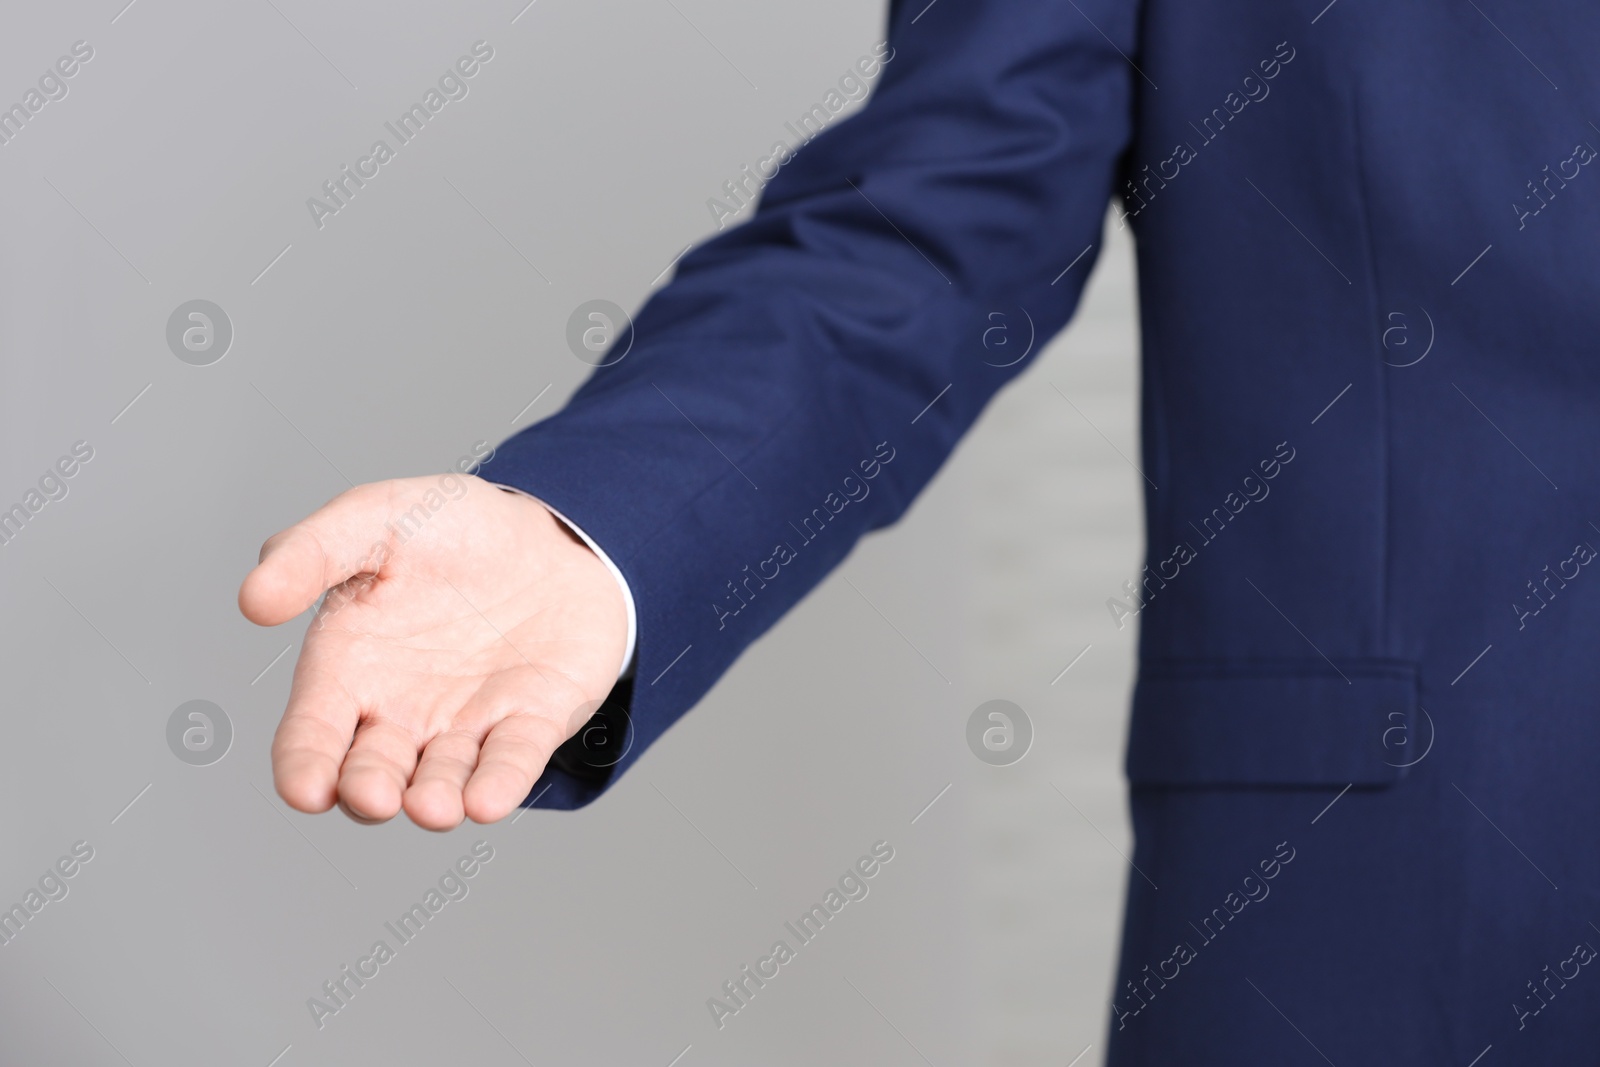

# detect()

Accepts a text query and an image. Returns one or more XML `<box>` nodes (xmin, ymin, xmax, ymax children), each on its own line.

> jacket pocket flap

<box><xmin>1126</xmin><ymin>661</ymin><xmax>1419</xmax><ymax>787</ymax></box>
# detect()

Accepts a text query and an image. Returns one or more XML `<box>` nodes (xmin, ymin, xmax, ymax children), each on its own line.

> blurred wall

<box><xmin>0</xmin><ymin>2</ymin><xmax>1141</xmax><ymax>1063</ymax></box>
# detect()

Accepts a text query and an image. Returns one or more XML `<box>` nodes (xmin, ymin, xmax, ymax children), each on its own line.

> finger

<box><xmin>464</xmin><ymin>713</ymin><xmax>567</xmax><ymax>824</ymax></box>
<box><xmin>403</xmin><ymin>730</ymin><xmax>481</xmax><ymax>831</ymax></box>
<box><xmin>334</xmin><ymin>799</ymin><xmax>385</xmax><ymax>825</ymax></box>
<box><xmin>448</xmin><ymin>667</ymin><xmax>580</xmax><ymax>824</ymax></box>
<box><xmin>272</xmin><ymin>669</ymin><xmax>361</xmax><ymax>813</ymax></box>
<box><xmin>337</xmin><ymin>719</ymin><xmax>421</xmax><ymax>824</ymax></box>
<box><xmin>239</xmin><ymin>484</ymin><xmax>392</xmax><ymax>626</ymax></box>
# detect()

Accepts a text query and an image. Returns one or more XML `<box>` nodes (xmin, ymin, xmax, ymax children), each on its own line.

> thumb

<box><xmin>239</xmin><ymin>485</ymin><xmax>392</xmax><ymax>626</ymax></box>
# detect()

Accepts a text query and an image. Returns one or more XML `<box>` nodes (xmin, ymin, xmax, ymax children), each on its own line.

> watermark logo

<box><xmin>1380</xmin><ymin>305</ymin><xmax>1434</xmax><ymax>367</ymax></box>
<box><xmin>564</xmin><ymin>698</ymin><xmax>633</xmax><ymax>770</ymax></box>
<box><xmin>166</xmin><ymin>300</ymin><xmax>233</xmax><ymax>366</ymax></box>
<box><xmin>713</xmin><ymin>441</ymin><xmax>896</xmax><ymax>630</ymax></box>
<box><xmin>1513</xmin><ymin>139</ymin><xmax>1597</xmax><ymax>230</ymax></box>
<box><xmin>1514</xmin><ymin>934</ymin><xmax>1597</xmax><ymax>1030</ymax></box>
<box><xmin>981</xmin><ymin>308</ymin><xmax>1035</xmax><ymax>368</ymax></box>
<box><xmin>306</xmin><ymin>41</ymin><xmax>496</xmax><ymax>230</ymax></box>
<box><xmin>966</xmin><ymin>699</ymin><xmax>1032</xmax><ymax>766</ymax></box>
<box><xmin>307</xmin><ymin>841</ymin><xmax>496</xmax><ymax>1029</ymax></box>
<box><xmin>1514</xmin><ymin>538</ymin><xmax>1596</xmax><ymax>631</ymax></box>
<box><xmin>0</xmin><ymin>840</ymin><xmax>94</xmax><ymax>948</ymax></box>
<box><xmin>1112</xmin><ymin>840</ymin><xmax>1297</xmax><ymax>1030</ymax></box>
<box><xmin>166</xmin><ymin>700</ymin><xmax>232</xmax><ymax>766</ymax></box>
<box><xmin>1381</xmin><ymin>705</ymin><xmax>1434</xmax><ymax>769</ymax></box>
<box><xmin>706</xmin><ymin>43</ymin><xmax>894</xmax><ymax>230</ymax></box>
<box><xmin>0</xmin><ymin>40</ymin><xmax>94</xmax><ymax>149</ymax></box>
<box><xmin>1117</xmin><ymin>40</ymin><xmax>1297</xmax><ymax>228</ymax></box>
<box><xmin>566</xmin><ymin>299</ymin><xmax>633</xmax><ymax>367</ymax></box>
<box><xmin>1107</xmin><ymin>440</ymin><xmax>1296</xmax><ymax>630</ymax></box>
<box><xmin>707</xmin><ymin>840</ymin><xmax>894</xmax><ymax>1030</ymax></box>
<box><xmin>0</xmin><ymin>440</ymin><xmax>93</xmax><ymax>549</ymax></box>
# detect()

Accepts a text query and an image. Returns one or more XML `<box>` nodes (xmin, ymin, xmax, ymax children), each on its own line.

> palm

<box><xmin>240</xmin><ymin>477</ymin><xmax>628</xmax><ymax>829</ymax></box>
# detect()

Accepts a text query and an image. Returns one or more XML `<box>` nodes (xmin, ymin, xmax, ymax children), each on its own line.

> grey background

<box><xmin>0</xmin><ymin>2</ymin><xmax>1142</xmax><ymax>1064</ymax></box>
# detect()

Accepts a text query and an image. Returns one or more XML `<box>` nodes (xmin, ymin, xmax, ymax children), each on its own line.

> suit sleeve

<box><xmin>481</xmin><ymin>0</ymin><xmax>1142</xmax><ymax>808</ymax></box>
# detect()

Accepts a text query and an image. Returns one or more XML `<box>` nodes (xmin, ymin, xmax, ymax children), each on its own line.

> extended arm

<box><xmin>240</xmin><ymin>0</ymin><xmax>1140</xmax><ymax>826</ymax></box>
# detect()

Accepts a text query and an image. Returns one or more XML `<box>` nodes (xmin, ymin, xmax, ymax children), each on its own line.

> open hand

<box><xmin>238</xmin><ymin>475</ymin><xmax>628</xmax><ymax>830</ymax></box>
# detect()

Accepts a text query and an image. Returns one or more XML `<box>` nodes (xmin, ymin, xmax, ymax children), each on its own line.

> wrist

<box><xmin>489</xmin><ymin>483</ymin><xmax>638</xmax><ymax>682</ymax></box>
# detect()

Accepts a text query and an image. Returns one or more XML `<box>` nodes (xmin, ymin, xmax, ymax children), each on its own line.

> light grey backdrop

<box><xmin>0</xmin><ymin>2</ymin><xmax>1143</xmax><ymax>1064</ymax></box>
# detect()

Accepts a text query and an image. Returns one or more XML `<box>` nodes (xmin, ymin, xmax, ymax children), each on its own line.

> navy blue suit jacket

<box><xmin>484</xmin><ymin>0</ymin><xmax>1600</xmax><ymax>1059</ymax></box>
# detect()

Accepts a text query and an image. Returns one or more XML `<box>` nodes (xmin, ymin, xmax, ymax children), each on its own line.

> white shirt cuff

<box><xmin>490</xmin><ymin>484</ymin><xmax>638</xmax><ymax>682</ymax></box>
